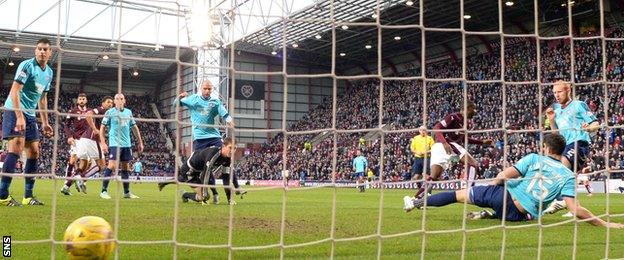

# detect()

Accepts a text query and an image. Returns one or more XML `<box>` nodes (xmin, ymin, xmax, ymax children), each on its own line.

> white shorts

<box><xmin>577</xmin><ymin>174</ymin><xmax>589</xmax><ymax>182</ymax></box>
<box><xmin>69</xmin><ymin>142</ymin><xmax>78</xmax><ymax>156</ymax></box>
<box><xmin>430</xmin><ymin>142</ymin><xmax>468</xmax><ymax>170</ymax></box>
<box><xmin>76</xmin><ymin>138</ymin><xmax>102</xmax><ymax>160</ymax></box>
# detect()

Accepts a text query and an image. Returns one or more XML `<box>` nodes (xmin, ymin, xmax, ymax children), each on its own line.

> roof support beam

<box><xmin>512</xmin><ymin>21</ymin><xmax>529</xmax><ymax>34</ymax></box>
<box><xmin>383</xmin><ymin>58</ymin><xmax>397</xmax><ymax>75</ymax></box>
<box><xmin>442</xmin><ymin>43</ymin><xmax>458</xmax><ymax>66</ymax></box>
<box><xmin>74</xmin><ymin>0</ymin><xmax>182</xmax><ymax>17</ymax></box>
<box><xmin>68</xmin><ymin>2</ymin><xmax>114</xmax><ymax>38</ymax></box>
<box><xmin>476</xmin><ymin>35</ymin><xmax>492</xmax><ymax>53</ymax></box>
<box><xmin>20</xmin><ymin>0</ymin><xmax>62</xmax><ymax>32</ymax></box>
<box><xmin>411</xmin><ymin>51</ymin><xmax>421</xmax><ymax>65</ymax></box>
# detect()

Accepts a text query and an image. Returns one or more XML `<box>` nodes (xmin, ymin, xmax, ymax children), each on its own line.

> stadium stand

<box><xmin>236</xmin><ymin>28</ymin><xmax>624</xmax><ymax>182</ymax></box>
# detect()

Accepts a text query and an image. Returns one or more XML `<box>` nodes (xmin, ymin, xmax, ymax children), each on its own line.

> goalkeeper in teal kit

<box><xmin>403</xmin><ymin>133</ymin><xmax>623</xmax><ymax>228</ymax></box>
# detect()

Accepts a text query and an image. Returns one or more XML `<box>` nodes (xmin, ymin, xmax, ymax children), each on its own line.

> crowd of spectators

<box><xmin>236</xmin><ymin>28</ymin><xmax>624</xmax><ymax>182</ymax></box>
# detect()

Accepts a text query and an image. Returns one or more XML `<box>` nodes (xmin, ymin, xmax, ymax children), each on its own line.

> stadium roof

<box><xmin>235</xmin><ymin>0</ymin><xmax>608</xmax><ymax>73</ymax></box>
<box><xmin>0</xmin><ymin>29</ymin><xmax>195</xmax><ymax>88</ymax></box>
<box><xmin>0</xmin><ymin>0</ymin><xmax>198</xmax><ymax>89</ymax></box>
<box><xmin>0</xmin><ymin>0</ymin><xmax>315</xmax><ymax>87</ymax></box>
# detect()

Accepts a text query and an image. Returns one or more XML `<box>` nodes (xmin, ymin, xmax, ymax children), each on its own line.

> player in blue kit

<box><xmin>133</xmin><ymin>159</ymin><xmax>143</xmax><ymax>181</ymax></box>
<box><xmin>352</xmin><ymin>150</ymin><xmax>368</xmax><ymax>192</ymax></box>
<box><xmin>99</xmin><ymin>93</ymin><xmax>144</xmax><ymax>199</ymax></box>
<box><xmin>544</xmin><ymin>80</ymin><xmax>600</xmax><ymax>215</ymax></box>
<box><xmin>0</xmin><ymin>38</ymin><xmax>54</xmax><ymax>206</ymax></box>
<box><xmin>170</xmin><ymin>81</ymin><xmax>243</xmax><ymax>204</ymax></box>
<box><xmin>403</xmin><ymin>133</ymin><xmax>624</xmax><ymax>228</ymax></box>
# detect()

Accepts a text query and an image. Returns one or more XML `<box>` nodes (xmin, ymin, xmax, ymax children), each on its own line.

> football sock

<box><xmin>222</xmin><ymin>174</ymin><xmax>232</xmax><ymax>201</ymax></box>
<box><xmin>64</xmin><ymin>166</ymin><xmax>81</xmax><ymax>187</ymax></box>
<box><xmin>65</xmin><ymin>162</ymin><xmax>74</xmax><ymax>177</ymax></box>
<box><xmin>232</xmin><ymin>172</ymin><xmax>240</xmax><ymax>189</ymax></box>
<box><xmin>101</xmin><ymin>168</ymin><xmax>113</xmax><ymax>192</ymax></box>
<box><xmin>121</xmin><ymin>170</ymin><xmax>130</xmax><ymax>194</ymax></box>
<box><xmin>0</xmin><ymin>153</ymin><xmax>18</xmax><ymax>199</ymax></box>
<box><xmin>415</xmin><ymin>176</ymin><xmax>434</xmax><ymax>198</ymax></box>
<box><xmin>24</xmin><ymin>159</ymin><xmax>38</xmax><ymax>198</ymax></box>
<box><xmin>426</xmin><ymin>191</ymin><xmax>457</xmax><ymax>207</ymax></box>
<box><xmin>84</xmin><ymin>165</ymin><xmax>100</xmax><ymax>178</ymax></box>
<box><xmin>467</xmin><ymin>166</ymin><xmax>477</xmax><ymax>187</ymax></box>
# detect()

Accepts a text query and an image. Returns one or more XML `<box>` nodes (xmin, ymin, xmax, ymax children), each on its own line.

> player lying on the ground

<box><xmin>403</xmin><ymin>133</ymin><xmax>624</xmax><ymax>228</ymax></box>
<box><xmin>158</xmin><ymin>137</ymin><xmax>244</xmax><ymax>204</ymax></box>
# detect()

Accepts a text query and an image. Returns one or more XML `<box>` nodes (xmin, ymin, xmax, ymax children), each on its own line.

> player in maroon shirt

<box><xmin>62</xmin><ymin>96</ymin><xmax>114</xmax><ymax>194</ymax></box>
<box><xmin>411</xmin><ymin>101</ymin><xmax>493</xmax><ymax>200</ymax></box>
<box><xmin>60</xmin><ymin>93</ymin><xmax>90</xmax><ymax>195</ymax></box>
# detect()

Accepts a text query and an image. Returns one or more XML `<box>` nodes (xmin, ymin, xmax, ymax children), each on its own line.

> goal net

<box><xmin>0</xmin><ymin>0</ymin><xmax>623</xmax><ymax>259</ymax></box>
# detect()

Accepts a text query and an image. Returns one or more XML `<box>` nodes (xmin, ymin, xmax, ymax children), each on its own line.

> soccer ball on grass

<box><xmin>63</xmin><ymin>216</ymin><xmax>115</xmax><ymax>260</ymax></box>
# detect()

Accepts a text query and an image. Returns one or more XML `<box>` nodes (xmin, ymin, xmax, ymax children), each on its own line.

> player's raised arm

<box><xmin>468</xmin><ymin>136</ymin><xmax>490</xmax><ymax>146</ymax></box>
<box><xmin>173</xmin><ymin>91</ymin><xmax>192</xmax><ymax>108</ymax></box>
<box><xmin>545</xmin><ymin>106</ymin><xmax>557</xmax><ymax>130</ymax></box>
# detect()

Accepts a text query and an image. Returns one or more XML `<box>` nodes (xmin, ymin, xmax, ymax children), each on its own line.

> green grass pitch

<box><xmin>2</xmin><ymin>179</ymin><xmax>624</xmax><ymax>259</ymax></box>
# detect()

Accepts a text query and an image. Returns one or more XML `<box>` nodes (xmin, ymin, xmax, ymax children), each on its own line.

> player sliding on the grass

<box><xmin>158</xmin><ymin>137</ymin><xmax>243</xmax><ymax>204</ymax></box>
<box><xmin>403</xmin><ymin>133</ymin><xmax>624</xmax><ymax>228</ymax></box>
<box><xmin>411</xmin><ymin>101</ymin><xmax>493</xmax><ymax>199</ymax></box>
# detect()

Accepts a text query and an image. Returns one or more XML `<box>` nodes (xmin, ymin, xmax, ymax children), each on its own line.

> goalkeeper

<box><xmin>158</xmin><ymin>137</ymin><xmax>242</xmax><ymax>204</ymax></box>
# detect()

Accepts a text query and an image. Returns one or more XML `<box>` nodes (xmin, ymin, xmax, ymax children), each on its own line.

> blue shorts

<box><xmin>2</xmin><ymin>110</ymin><xmax>39</xmax><ymax>141</ymax></box>
<box><xmin>563</xmin><ymin>141</ymin><xmax>590</xmax><ymax>171</ymax></box>
<box><xmin>193</xmin><ymin>137</ymin><xmax>223</xmax><ymax>150</ymax></box>
<box><xmin>411</xmin><ymin>157</ymin><xmax>428</xmax><ymax>176</ymax></box>
<box><xmin>108</xmin><ymin>147</ymin><xmax>133</xmax><ymax>162</ymax></box>
<box><xmin>355</xmin><ymin>172</ymin><xmax>365</xmax><ymax>178</ymax></box>
<box><xmin>469</xmin><ymin>185</ymin><xmax>531</xmax><ymax>222</ymax></box>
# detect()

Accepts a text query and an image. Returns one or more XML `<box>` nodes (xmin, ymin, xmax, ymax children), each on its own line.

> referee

<box><xmin>410</xmin><ymin>126</ymin><xmax>434</xmax><ymax>183</ymax></box>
